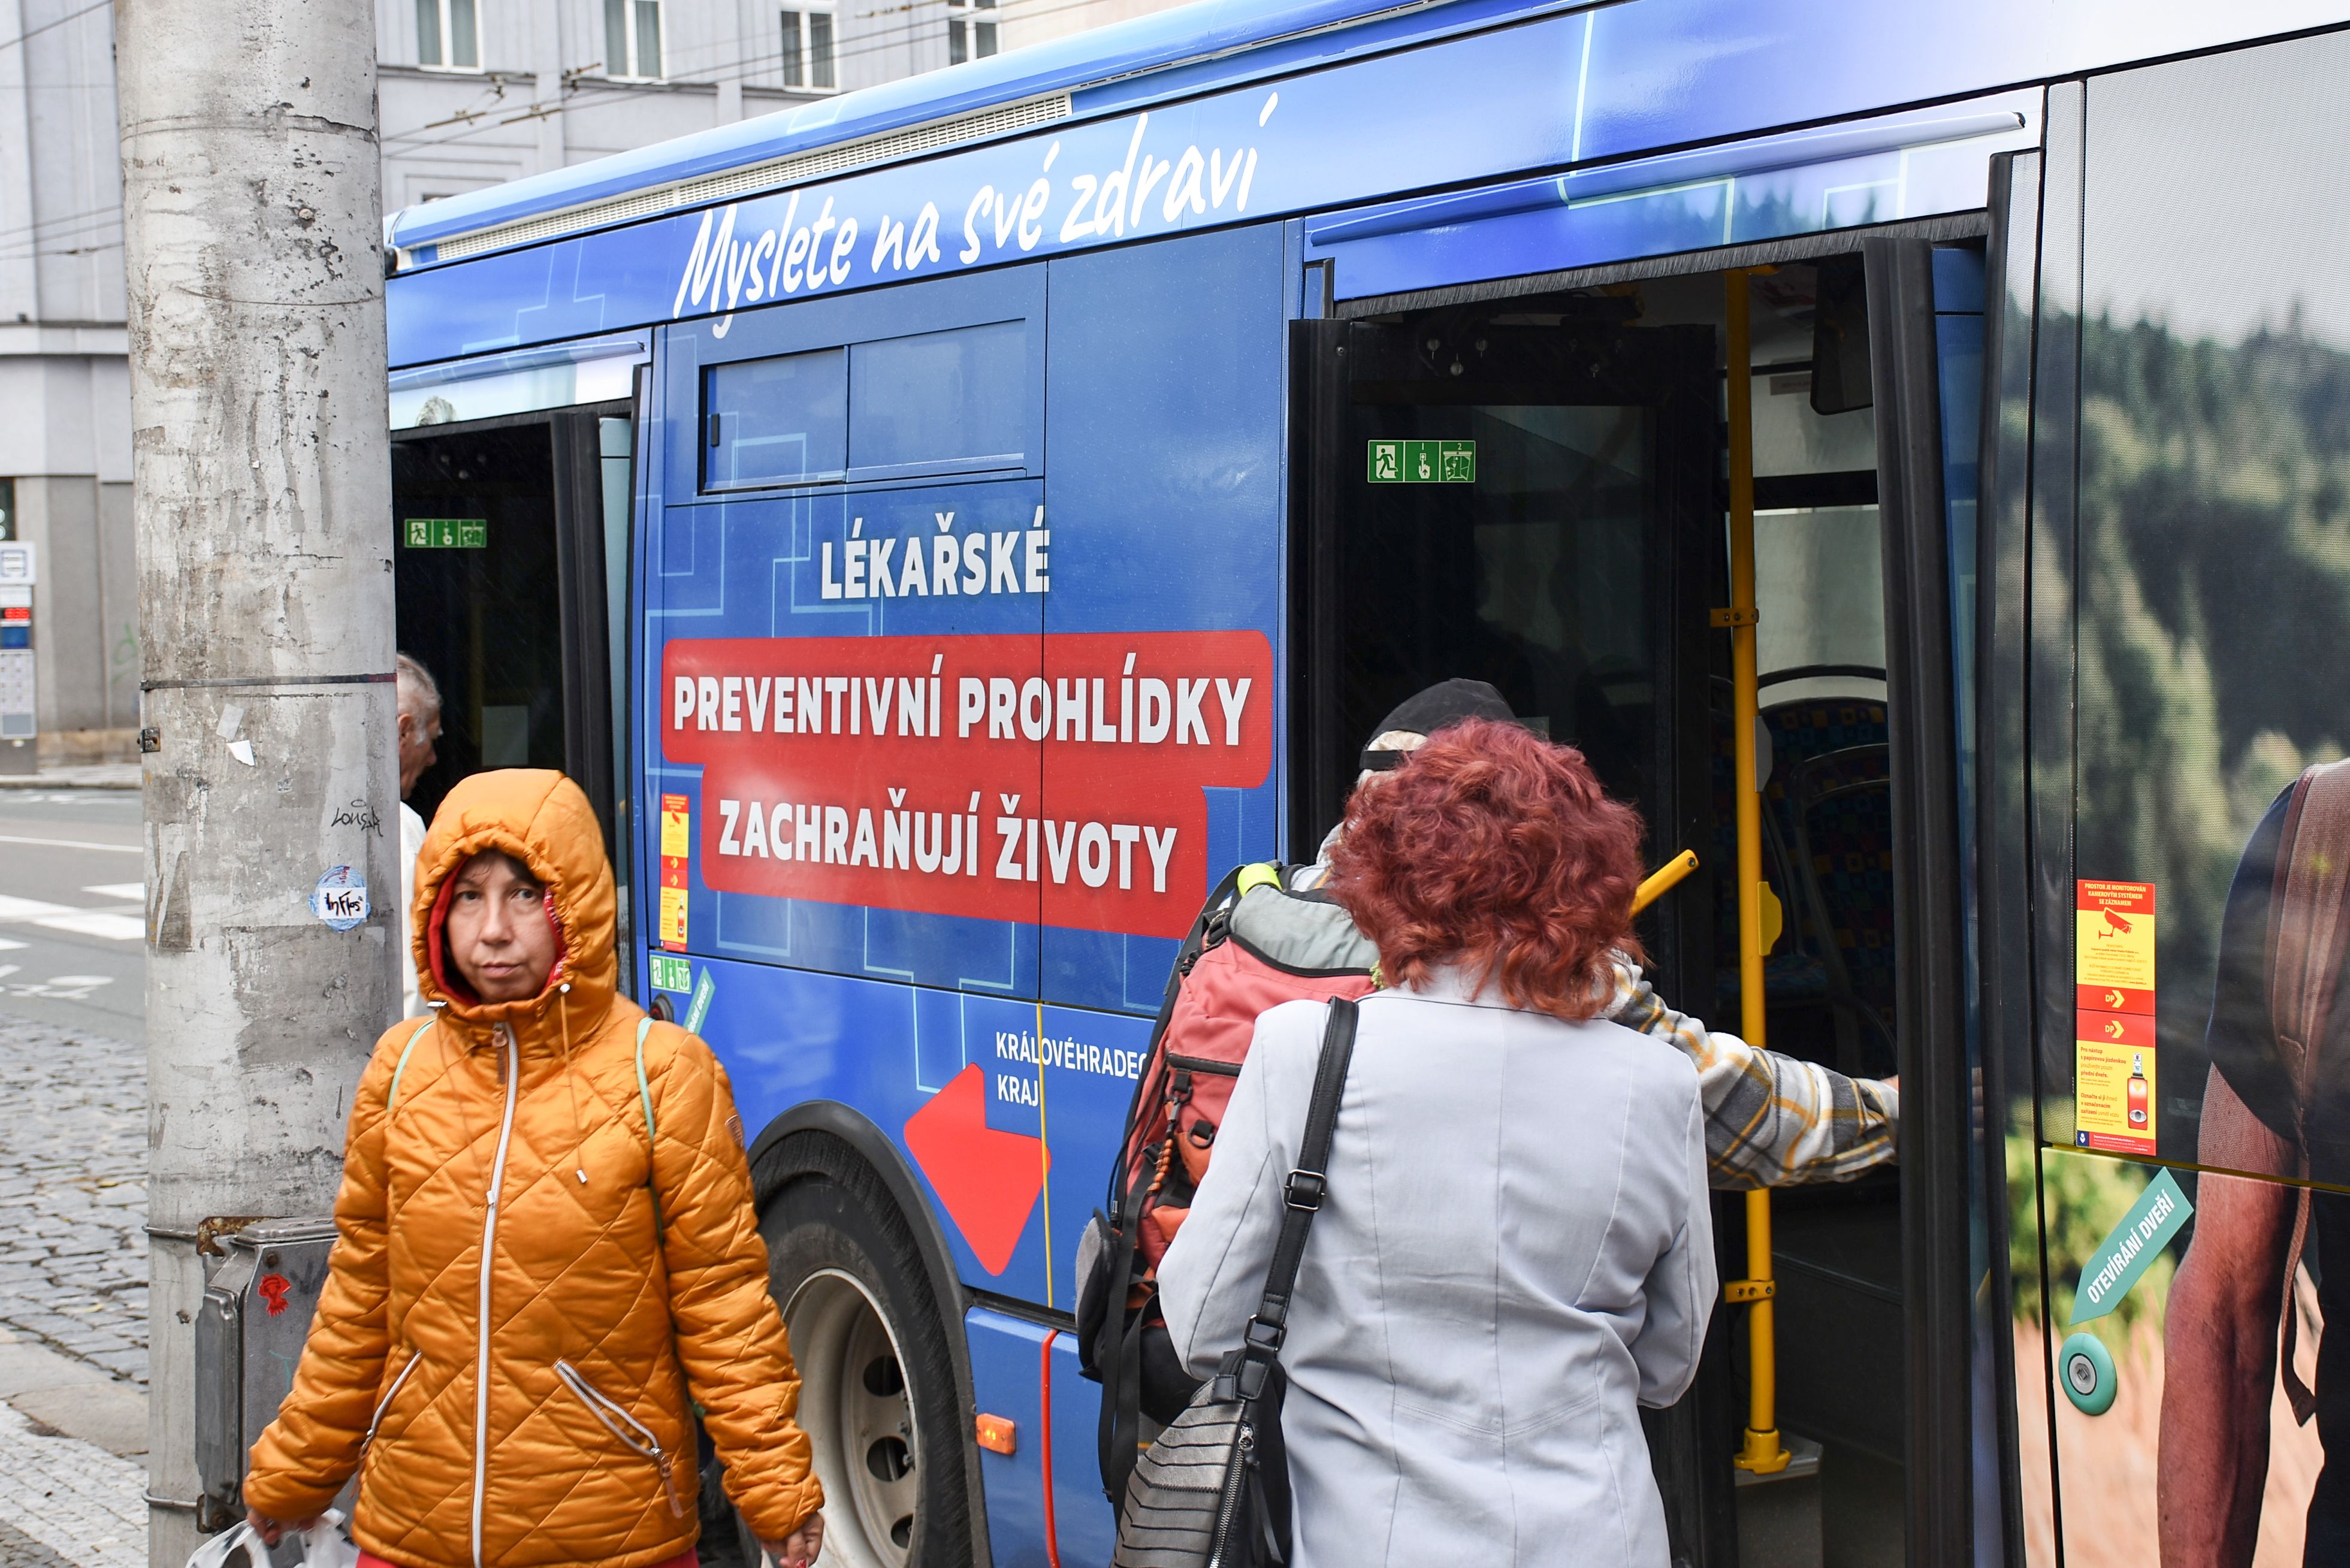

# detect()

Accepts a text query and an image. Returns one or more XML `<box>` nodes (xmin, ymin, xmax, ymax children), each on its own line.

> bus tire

<box><xmin>758</xmin><ymin>1131</ymin><xmax>971</xmax><ymax>1568</ymax></box>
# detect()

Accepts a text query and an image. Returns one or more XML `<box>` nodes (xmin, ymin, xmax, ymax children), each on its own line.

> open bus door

<box><xmin>1290</xmin><ymin>241</ymin><xmax>1981</xmax><ymax>1566</ymax></box>
<box><xmin>389</xmin><ymin>392</ymin><xmax>642</xmax><ymax>959</ymax></box>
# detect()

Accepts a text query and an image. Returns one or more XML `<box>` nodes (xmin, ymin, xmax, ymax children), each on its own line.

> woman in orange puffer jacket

<box><xmin>241</xmin><ymin>770</ymin><xmax>824</xmax><ymax>1568</ymax></box>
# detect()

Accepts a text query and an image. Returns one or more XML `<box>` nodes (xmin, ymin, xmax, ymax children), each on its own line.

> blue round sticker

<box><xmin>310</xmin><ymin>865</ymin><xmax>370</xmax><ymax>932</ymax></box>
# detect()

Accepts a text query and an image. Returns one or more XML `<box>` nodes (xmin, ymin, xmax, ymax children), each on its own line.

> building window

<box><xmin>416</xmin><ymin>0</ymin><xmax>481</xmax><ymax>69</ymax></box>
<box><xmin>947</xmin><ymin>0</ymin><xmax>994</xmax><ymax>66</ymax></box>
<box><xmin>605</xmin><ymin>0</ymin><xmax>663</xmax><ymax>78</ymax></box>
<box><xmin>780</xmin><ymin>7</ymin><xmax>835</xmax><ymax>90</ymax></box>
<box><xmin>0</xmin><ymin>479</ymin><xmax>13</xmax><ymax>541</ymax></box>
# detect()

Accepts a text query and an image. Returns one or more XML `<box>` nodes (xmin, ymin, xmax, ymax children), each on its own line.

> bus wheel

<box><xmin>760</xmin><ymin>1133</ymin><xmax>970</xmax><ymax>1568</ymax></box>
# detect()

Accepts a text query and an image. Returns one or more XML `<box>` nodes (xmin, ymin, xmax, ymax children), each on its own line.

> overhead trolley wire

<box><xmin>0</xmin><ymin>0</ymin><xmax>113</xmax><ymax>56</ymax></box>
<box><xmin>382</xmin><ymin>0</ymin><xmax>1107</xmax><ymax>163</ymax></box>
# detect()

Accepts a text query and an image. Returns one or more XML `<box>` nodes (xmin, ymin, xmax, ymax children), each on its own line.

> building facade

<box><xmin>0</xmin><ymin>0</ymin><xmax>135</xmax><ymax>766</ymax></box>
<box><xmin>0</xmin><ymin>0</ymin><xmax>1176</xmax><ymax>765</ymax></box>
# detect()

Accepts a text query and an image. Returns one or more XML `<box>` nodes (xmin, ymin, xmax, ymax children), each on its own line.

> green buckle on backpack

<box><xmin>1234</xmin><ymin>863</ymin><xmax>1284</xmax><ymax>898</ymax></box>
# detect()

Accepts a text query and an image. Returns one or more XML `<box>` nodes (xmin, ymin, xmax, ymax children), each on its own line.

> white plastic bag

<box><xmin>295</xmin><ymin>1512</ymin><xmax>361</xmax><ymax>1568</ymax></box>
<box><xmin>183</xmin><ymin>1522</ymin><xmax>264</xmax><ymax>1568</ymax></box>
<box><xmin>183</xmin><ymin>1510</ymin><xmax>358</xmax><ymax>1568</ymax></box>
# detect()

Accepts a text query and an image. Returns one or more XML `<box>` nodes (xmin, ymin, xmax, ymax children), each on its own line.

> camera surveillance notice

<box><xmin>2076</xmin><ymin>880</ymin><xmax>2157</xmax><ymax>1155</ymax></box>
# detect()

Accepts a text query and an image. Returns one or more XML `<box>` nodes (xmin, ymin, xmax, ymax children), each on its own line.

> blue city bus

<box><xmin>381</xmin><ymin>3</ymin><xmax>2350</xmax><ymax>1563</ymax></box>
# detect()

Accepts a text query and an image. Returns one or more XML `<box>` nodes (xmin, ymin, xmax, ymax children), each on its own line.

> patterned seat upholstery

<box><xmin>1786</xmin><ymin>744</ymin><xmax>1897</xmax><ymax>1048</ymax></box>
<box><xmin>1762</xmin><ymin>695</ymin><xmax>1888</xmax><ymax>853</ymax></box>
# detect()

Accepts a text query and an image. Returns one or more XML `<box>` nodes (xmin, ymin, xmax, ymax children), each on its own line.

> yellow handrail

<box><xmin>1724</xmin><ymin>267</ymin><xmax>1790</xmax><ymax>1478</ymax></box>
<box><xmin>1633</xmin><ymin>849</ymin><xmax>1700</xmax><ymax>916</ymax></box>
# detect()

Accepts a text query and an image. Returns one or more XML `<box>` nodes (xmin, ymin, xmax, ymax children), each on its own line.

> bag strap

<box><xmin>636</xmin><ymin>1016</ymin><xmax>666</xmax><ymax>1243</ymax></box>
<box><xmin>385</xmin><ymin>1018</ymin><xmax>439</xmax><ymax>1114</ymax></box>
<box><xmin>1218</xmin><ymin>995</ymin><xmax>1358</xmax><ymax>1403</ymax></box>
<box><xmin>2266</xmin><ymin>761</ymin><xmax>2350</xmax><ymax>1425</ymax></box>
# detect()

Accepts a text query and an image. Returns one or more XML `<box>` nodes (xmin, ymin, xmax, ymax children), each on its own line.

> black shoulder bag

<box><xmin>1111</xmin><ymin>995</ymin><xmax>1358</xmax><ymax>1568</ymax></box>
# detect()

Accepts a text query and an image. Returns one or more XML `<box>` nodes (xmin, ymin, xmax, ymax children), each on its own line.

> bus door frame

<box><xmin>389</xmin><ymin>398</ymin><xmax>632</xmax><ymax>857</ymax></box>
<box><xmin>1286</xmin><ymin>213</ymin><xmax>2024</xmax><ymax>1563</ymax></box>
<box><xmin>1870</xmin><ymin>208</ymin><xmax>2058</xmax><ymax>1568</ymax></box>
<box><xmin>1973</xmin><ymin>141</ymin><xmax>2055</xmax><ymax>1568</ymax></box>
<box><xmin>1286</xmin><ymin>310</ymin><xmax>1736</xmax><ymax>1564</ymax></box>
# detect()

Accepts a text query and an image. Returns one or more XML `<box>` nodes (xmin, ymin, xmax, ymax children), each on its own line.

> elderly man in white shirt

<box><xmin>392</xmin><ymin>652</ymin><xmax>441</xmax><ymax>1020</ymax></box>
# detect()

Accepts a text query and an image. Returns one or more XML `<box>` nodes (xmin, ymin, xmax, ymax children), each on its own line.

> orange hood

<box><xmin>410</xmin><ymin>769</ymin><xmax>618</xmax><ymax>1047</ymax></box>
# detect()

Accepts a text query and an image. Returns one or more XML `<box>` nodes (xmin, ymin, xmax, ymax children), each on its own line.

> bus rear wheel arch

<box><xmin>755</xmin><ymin>1129</ymin><xmax>974</xmax><ymax>1568</ymax></box>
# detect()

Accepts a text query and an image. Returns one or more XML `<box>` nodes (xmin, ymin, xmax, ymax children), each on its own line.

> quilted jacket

<box><xmin>243</xmin><ymin>769</ymin><xmax>823</xmax><ymax>1568</ymax></box>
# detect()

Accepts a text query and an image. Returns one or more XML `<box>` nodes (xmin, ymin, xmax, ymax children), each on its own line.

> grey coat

<box><xmin>1156</xmin><ymin>969</ymin><xmax>1715</xmax><ymax>1568</ymax></box>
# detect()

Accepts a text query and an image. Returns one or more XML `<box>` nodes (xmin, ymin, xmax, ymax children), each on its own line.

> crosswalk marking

<box><xmin>0</xmin><ymin>895</ymin><xmax>73</xmax><ymax>920</ymax></box>
<box><xmin>31</xmin><ymin>914</ymin><xmax>144</xmax><ymax>943</ymax></box>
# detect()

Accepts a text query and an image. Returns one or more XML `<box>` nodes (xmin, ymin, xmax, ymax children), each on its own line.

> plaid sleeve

<box><xmin>1606</xmin><ymin>955</ymin><xmax>1899</xmax><ymax>1189</ymax></box>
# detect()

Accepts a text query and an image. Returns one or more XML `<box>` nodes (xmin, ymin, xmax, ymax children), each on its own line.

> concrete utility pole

<box><xmin>117</xmin><ymin>0</ymin><xmax>397</xmax><ymax>1558</ymax></box>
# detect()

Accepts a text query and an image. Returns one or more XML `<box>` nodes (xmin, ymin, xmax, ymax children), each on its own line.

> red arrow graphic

<box><xmin>904</xmin><ymin>1065</ymin><xmax>1048</xmax><ymax>1276</ymax></box>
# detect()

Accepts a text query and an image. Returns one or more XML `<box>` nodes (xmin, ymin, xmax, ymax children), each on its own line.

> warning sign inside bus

<box><xmin>661</xmin><ymin>630</ymin><xmax>1273</xmax><ymax>938</ymax></box>
<box><xmin>2076</xmin><ymin>879</ymin><xmax>2156</xmax><ymax>1156</ymax></box>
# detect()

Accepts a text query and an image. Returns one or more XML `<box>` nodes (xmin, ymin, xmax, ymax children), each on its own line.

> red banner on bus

<box><xmin>661</xmin><ymin>630</ymin><xmax>1274</xmax><ymax>938</ymax></box>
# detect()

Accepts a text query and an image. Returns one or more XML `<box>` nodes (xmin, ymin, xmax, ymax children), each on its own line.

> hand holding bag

<box><xmin>1112</xmin><ymin>996</ymin><xmax>1358</xmax><ymax>1568</ymax></box>
<box><xmin>184</xmin><ymin>1511</ymin><xmax>358</xmax><ymax>1568</ymax></box>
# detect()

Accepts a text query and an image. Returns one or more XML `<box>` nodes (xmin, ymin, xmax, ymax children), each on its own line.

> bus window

<box><xmin>392</xmin><ymin>403</ymin><xmax>629</xmax><ymax>849</ymax></box>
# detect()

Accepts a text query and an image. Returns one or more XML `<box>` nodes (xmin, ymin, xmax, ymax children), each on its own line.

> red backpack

<box><xmin>1076</xmin><ymin>862</ymin><xmax>1379</xmax><ymax>1503</ymax></box>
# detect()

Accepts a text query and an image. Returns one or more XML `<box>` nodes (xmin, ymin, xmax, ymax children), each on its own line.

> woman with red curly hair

<box><xmin>1157</xmin><ymin>719</ymin><xmax>1713</xmax><ymax>1568</ymax></box>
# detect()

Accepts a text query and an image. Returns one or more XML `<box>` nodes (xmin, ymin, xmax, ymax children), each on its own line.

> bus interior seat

<box><xmin>1709</xmin><ymin>685</ymin><xmax>1896</xmax><ymax>1079</ymax></box>
<box><xmin>1782</xmin><ymin>741</ymin><xmax>1898</xmax><ymax>1080</ymax></box>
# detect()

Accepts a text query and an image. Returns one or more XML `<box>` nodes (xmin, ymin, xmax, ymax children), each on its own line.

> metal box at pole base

<box><xmin>193</xmin><ymin>1217</ymin><xmax>339</xmax><ymax>1533</ymax></box>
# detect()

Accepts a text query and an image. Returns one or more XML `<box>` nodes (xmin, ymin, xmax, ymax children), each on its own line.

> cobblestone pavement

<box><xmin>0</xmin><ymin>1016</ymin><xmax>150</xmax><ymax>1566</ymax></box>
<box><xmin>0</xmin><ymin>1401</ymin><xmax>146</xmax><ymax>1568</ymax></box>
<box><xmin>0</xmin><ymin>1019</ymin><xmax>148</xmax><ymax>1385</ymax></box>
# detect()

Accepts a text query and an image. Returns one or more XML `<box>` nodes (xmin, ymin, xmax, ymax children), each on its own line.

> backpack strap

<box><xmin>1215</xmin><ymin>995</ymin><xmax>1358</xmax><ymax>1405</ymax></box>
<box><xmin>385</xmin><ymin>1018</ymin><xmax>439</xmax><ymax>1114</ymax></box>
<box><xmin>635</xmin><ymin>1016</ymin><xmax>666</xmax><ymax>1243</ymax></box>
<box><xmin>2267</xmin><ymin>762</ymin><xmax>2350</xmax><ymax>1424</ymax></box>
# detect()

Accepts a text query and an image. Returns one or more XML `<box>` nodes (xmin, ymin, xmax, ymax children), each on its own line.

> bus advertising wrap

<box><xmin>662</xmin><ymin>630</ymin><xmax>1274</xmax><ymax>938</ymax></box>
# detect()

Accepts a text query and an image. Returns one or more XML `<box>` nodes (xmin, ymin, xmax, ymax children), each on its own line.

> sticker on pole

<box><xmin>310</xmin><ymin>866</ymin><xmax>370</xmax><ymax>930</ymax></box>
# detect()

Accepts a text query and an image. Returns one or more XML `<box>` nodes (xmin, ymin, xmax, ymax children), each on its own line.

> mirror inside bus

<box><xmin>1295</xmin><ymin>256</ymin><xmax>1914</xmax><ymax>1568</ymax></box>
<box><xmin>390</xmin><ymin>401</ymin><xmax>635</xmax><ymax>926</ymax></box>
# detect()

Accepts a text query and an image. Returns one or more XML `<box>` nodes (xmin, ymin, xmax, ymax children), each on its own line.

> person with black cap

<box><xmin>1297</xmin><ymin>679</ymin><xmax>1898</xmax><ymax>1190</ymax></box>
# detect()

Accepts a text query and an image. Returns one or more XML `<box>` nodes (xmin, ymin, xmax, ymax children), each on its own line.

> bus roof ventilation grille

<box><xmin>433</xmin><ymin>92</ymin><xmax>1074</xmax><ymax>262</ymax></box>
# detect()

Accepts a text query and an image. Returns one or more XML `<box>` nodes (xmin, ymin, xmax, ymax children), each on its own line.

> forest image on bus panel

<box><xmin>664</xmin><ymin>630</ymin><xmax>1272</xmax><ymax>938</ymax></box>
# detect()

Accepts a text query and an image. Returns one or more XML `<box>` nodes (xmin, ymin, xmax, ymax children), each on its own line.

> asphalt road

<box><xmin>0</xmin><ymin>791</ymin><xmax>144</xmax><ymax>1045</ymax></box>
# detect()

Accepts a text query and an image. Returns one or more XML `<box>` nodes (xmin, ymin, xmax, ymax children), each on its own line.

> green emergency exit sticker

<box><xmin>2070</xmin><ymin>1167</ymin><xmax>2193</xmax><ymax>1325</ymax></box>
<box><xmin>404</xmin><ymin>518</ymin><xmax>488</xmax><ymax>549</ymax></box>
<box><xmin>1367</xmin><ymin>440</ymin><xmax>1476</xmax><ymax>485</ymax></box>
<box><xmin>649</xmin><ymin>953</ymin><xmax>693</xmax><ymax>994</ymax></box>
<box><xmin>684</xmin><ymin>969</ymin><xmax>716</xmax><ymax>1034</ymax></box>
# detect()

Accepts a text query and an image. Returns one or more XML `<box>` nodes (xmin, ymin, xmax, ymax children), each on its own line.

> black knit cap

<box><xmin>1360</xmin><ymin>678</ymin><xmax>1520</xmax><ymax>770</ymax></box>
